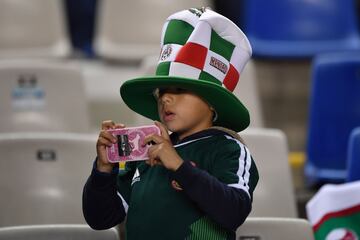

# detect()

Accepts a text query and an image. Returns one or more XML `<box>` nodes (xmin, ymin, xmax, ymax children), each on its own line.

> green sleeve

<box><xmin>211</xmin><ymin>137</ymin><xmax>258</xmax><ymax>198</ymax></box>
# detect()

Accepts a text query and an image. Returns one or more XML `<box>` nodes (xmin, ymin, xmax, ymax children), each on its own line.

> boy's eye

<box><xmin>158</xmin><ymin>87</ymin><xmax>187</xmax><ymax>96</ymax></box>
<box><xmin>153</xmin><ymin>87</ymin><xmax>190</xmax><ymax>101</ymax></box>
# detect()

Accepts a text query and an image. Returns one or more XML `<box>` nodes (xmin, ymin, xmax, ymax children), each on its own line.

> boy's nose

<box><xmin>160</xmin><ymin>93</ymin><xmax>174</xmax><ymax>105</ymax></box>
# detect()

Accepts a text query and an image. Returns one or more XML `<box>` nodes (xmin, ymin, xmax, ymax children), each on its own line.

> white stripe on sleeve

<box><xmin>116</xmin><ymin>191</ymin><xmax>129</xmax><ymax>213</ymax></box>
<box><xmin>225</xmin><ymin>135</ymin><xmax>252</xmax><ymax>197</ymax></box>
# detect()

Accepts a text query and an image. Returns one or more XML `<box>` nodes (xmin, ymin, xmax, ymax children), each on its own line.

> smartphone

<box><xmin>106</xmin><ymin>125</ymin><xmax>161</xmax><ymax>163</ymax></box>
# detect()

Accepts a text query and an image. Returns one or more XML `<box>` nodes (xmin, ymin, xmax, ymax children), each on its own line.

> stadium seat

<box><xmin>242</xmin><ymin>128</ymin><xmax>297</xmax><ymax>217</ymax></box>
<box><xmin>233</xmin><ymin>61</ymin><xmax>264</xmax><ymax>128</ymax></box>
<box><xmin>140</xmin><ymin>55</ymin><xmax>264</xmax><ymax>127</ymax></box>
<box><xmin>0</xmin><ymin>132</ymin><xmax>97</xmax><ymax>226</ymax></box>
<box><xmin>346</xmin><ymin>127</ymin><xmax>360</xmax><ymax>182</ymax></box>
<box><xmin>94</xmin><ymin>0</ymin><xmax>213</xmax><ymax>61</ymax></box>
<box><xmin>236</xmin><ymin>217</ymin><xmax>314</xmax><ymax>240</ymax></box>
<box><xmin>243</xmin><ymin>0</ymin><xmax>360</xmax><ymax>58</ymax></box>
<box><xmin>305</xmin><ymin>52</ymin><xmax>360</xmax><ymax>185</ymax></box>
<box><xmin>0</xmin><ymin>0</ymin><xmax>71</xmax><ymax>58</ymax></box>
<box><xmin>0</xmin><ymin>224</ymin><xmax>119</xmax><ymax>240</ymax></box>
<box><xmin>0</xmin><ymin>60</ymin><xmax>90</xmax><ymax>133</ymax></box>
<box><xmin>80</xmin><ymin>60</ymin><xmax>151</xmax><ymax>131</ymax></box>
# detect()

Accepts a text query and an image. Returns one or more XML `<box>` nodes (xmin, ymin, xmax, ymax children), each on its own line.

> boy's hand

<box><xmin>144</xmin><ymin>121</ymin><xmax>183</xmax><ymax>171</ymax></box>
<box><xmin>96</xmin><ymin>120</ymin><xmax>125</xmax><ymax>173</ymax></box>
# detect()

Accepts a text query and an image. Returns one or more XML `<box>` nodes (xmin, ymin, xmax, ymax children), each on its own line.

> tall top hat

<box><xmin>120</xmin><ymin>8</ymin><xmax>252</xmax><ymax>132</ymax></box>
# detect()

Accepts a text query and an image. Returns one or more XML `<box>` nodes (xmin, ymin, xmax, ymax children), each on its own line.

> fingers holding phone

<box><xmin>96</xmin><ymin>120</ymin><xmax>126</xmax><ymax>173</ymax></box>
<box><xmin>144</xmin><ymin>122</ymin><xmax>183</xmax><ymax>171</ymax></box>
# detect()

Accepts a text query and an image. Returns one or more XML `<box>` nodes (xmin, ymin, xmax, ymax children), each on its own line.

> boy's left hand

<box><xmin>143</xmin><ymin>121</ymin><xmax>183</xmax><ymax>171</ymax></box>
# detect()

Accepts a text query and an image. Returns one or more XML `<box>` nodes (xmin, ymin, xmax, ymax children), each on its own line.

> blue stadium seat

<box><xmin>243</xmin><ymin>0</ymin><xmax>360</xmax><ymax>58</ymax></box>
<box><xmin>305</xmin><ymin>52</ymin><xmax>360</xmax><ymax>185</ymax></box>
<box><xmin>346</xmin><ymin>127</ymin><xmax>360</xmax><ymax>182</ymax></box>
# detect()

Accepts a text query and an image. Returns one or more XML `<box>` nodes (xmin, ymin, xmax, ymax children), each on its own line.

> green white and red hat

<box><xmin>120</xmin><ymin>7</ymin><xmax>252</xmax><ymax>132</ymax></box>
<box><xmin>306</xmin><ymin>181</ymin><xmax>360</xmax><ymax>240</ymax></box>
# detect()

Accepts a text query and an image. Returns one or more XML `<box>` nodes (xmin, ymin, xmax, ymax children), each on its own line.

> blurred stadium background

<box><xmin>0</xmin><ymin>0</ymin><xmax>360</xmax><ymax>239</ymax></box>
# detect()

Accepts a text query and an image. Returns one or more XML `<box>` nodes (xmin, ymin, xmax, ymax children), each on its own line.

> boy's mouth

<box><xmin>163</xmin><ymin>110</ymin><xmax>176</xmax><ymax>121</ymax></box>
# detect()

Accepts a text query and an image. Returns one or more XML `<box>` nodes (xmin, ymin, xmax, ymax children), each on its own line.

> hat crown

<box><xmin>156</xmin><ymin>8</ymin><xmax>252</xmax><ymax>92</ymax></box>
<box><xmin>119</xmin><ymin>8</ymin><xmax>252</xmax><ymax>132</ymax></box>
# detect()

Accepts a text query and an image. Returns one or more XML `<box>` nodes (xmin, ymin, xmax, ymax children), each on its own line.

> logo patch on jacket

<box><xmin>131</xmin><ymin>169</ymin><xmax>140</xmax><ymax>186</ymax></box>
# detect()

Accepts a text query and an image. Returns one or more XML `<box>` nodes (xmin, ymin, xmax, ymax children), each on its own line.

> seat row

<box><xmin>0</xmin><ymin>0</ymin><xmax>359</xmax><ymax>60</ymax></box>
<box><xmin>0</xmin><ymin>219</ymin><xmax>315</xmax><ymax>240</ymax></box>
<box><xmin>0</xmin><ymin>128</ymin><xmax>297</xmax><ymax>228</ymax></box>
<box><xmin>305</xmin><ymin>53</ymin><xmax>360</xmax><ymax>185</ymax></box>
<box><xmin>0</xmin><ymin>59</ymin><xmax>264</xmax><ymax>133</ymax></box>
<box><xmin>0</xmin><ymin>0</ymin><xmax>213</xmax><ymax>60</ymax></box>
<box><xmin>1</xmin><ymin>52</ymin><xmax>359</xmax><ymax>184</ymax></box>
<box><xmin>1</xmin><ymin>119</ymin><xmax>358</xmax><ymax>238</ymax></box>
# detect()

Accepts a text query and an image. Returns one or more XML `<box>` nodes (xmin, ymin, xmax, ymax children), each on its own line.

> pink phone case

<box><xmin>106</xmin><ymin>125</ymin><xmax>161</xmax><ymax>163</ymax></box>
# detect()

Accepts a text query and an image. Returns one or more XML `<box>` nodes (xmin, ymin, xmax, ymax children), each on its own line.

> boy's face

<box><xmin>155</xmin><ymin>87</ymin><xmax>214</xmax><ymax>140</ymax></box>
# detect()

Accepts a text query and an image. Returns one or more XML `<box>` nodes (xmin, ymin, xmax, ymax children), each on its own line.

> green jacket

<box><xmin>83</xmin><ymin>127</ymin><xmax>259</xmax><ymax>240</ymax></box>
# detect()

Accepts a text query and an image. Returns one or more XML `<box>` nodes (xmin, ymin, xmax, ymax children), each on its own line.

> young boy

<box><xmin>83</xmin><ymin>8</ymin><xmax>258</xmax><ymax>240</ymax></box>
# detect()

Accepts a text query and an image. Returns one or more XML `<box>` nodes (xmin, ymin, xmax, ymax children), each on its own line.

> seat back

<box><xmin>0</xmin><ymin>224</ymin><xmax>119</xmax><ymax>240</ymax></box>
<box><xmin>305</xmin><ymin>52</ymin><xmax>360</xmax><ymax>184</ymax></box>
<box><xmin>243</xmin><ymin>0</ymin><xmax>360</xmax><ymax>57</ymax></box>
<box><xmin>94</xmin><ymin>0</ymin><xmax>213</xmax><ymax>60</ymax></box>
<box><xmin>347</xmin><ymin>127</ymin><xmax>360</xmax><ymax>182</ymax></box>
<box><xmin>0</xmin><ymin>60</ymin><xmax>90</xmax><ymax>133</ymax></box>
<box><xmin>234</xmin><ymin>61</ymin><xmax>264</xmax><ymax>128</ymax></box>
<box><xmin>241</xmin><ymin>128</ymin><xmax>297</xmax><ymax>217</ymax></box>
<box><xmin>0</xmin><ymin>0</ymin><xmax>70</xmax><ymax>58</ymax></box>
<box><xmin>237</xmin><ymin>217</ymin><xmax>314</xmax><ymax>240</ymax></box>
<box><xmin>0</xmin><ymin>133</ymin><xmax>97</xmax><ymax>226</ymax></box>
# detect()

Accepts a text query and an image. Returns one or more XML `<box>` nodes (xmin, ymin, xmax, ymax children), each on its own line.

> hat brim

<box><xmin>120</xmin><ymin>76</ymin><xmax>250</xmax><ymax>132</ymax></box>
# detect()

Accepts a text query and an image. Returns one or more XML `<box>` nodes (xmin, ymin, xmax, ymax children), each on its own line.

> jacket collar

<box><xmin>170</xmin><ymin>127</ymin><xmax>241</xmax><ymax>147</ymax></box>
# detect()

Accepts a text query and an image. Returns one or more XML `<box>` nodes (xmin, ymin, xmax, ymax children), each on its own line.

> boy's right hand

<box><xmin>96</xmin><ymin>120</ymin><xmax>125</xmax><ymax>173</ymax></box>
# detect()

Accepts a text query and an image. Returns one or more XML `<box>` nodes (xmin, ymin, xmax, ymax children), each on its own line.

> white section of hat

<box><xmin>166</xmin><ymin>8</ymin><xmax>200</xmax><ymax>28</ymax></box>
<box><xmin>168</xmin><ymin>62</ymin><xmax>202</xmax><ymax>79</ymax></box>
<box><xmin>230</xmin><ymin>45</ymin><xmax>252</xmax><ymax>74</ymax></box>
<box><xmin>199</xmin><ymin>9</ymin><xmax>252</xmax><ymax>55</ymax></box>
<box><xmin>187</xmin><ymin>21</ymin><xmax>212</xmax><ymax>47</ymax></box>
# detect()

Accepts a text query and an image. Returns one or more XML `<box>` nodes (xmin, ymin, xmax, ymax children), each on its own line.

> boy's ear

<box><xmin>210</xmin><ymin>107</ymin><xmax>218</xmax><ymax>122</ymax></box>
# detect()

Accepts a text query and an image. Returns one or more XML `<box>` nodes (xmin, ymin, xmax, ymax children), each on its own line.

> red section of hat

<box><xmin>175</xmin><ymin>42</ymin><xmax>208</xmax><ymax>70</ymax></box>
<box><xmin>223</xmin><ymin>64</ymin><xmax>239</xmax><ymax>92</ymax></box>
